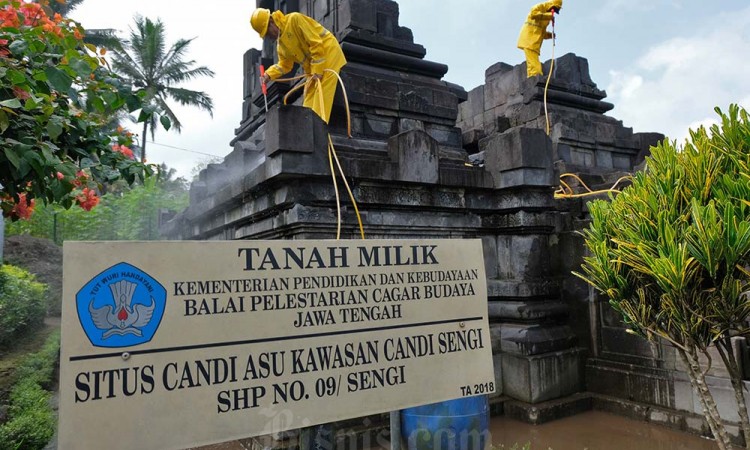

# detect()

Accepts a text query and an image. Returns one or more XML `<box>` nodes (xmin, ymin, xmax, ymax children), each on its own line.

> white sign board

<box><xmin>59</xmin><ymin>239</ymin><xmax>495</xmax><ymax>450</ymax></box>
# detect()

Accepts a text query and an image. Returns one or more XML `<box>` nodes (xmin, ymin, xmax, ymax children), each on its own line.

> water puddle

<box><xmin>489</xmin><ymin>411</ymin><xmax>724</xmax><ymax>450</ymax></box>
<box><xmin>193</xmin><ymin>411</ymin><xmax>732</xmax><ymax>450</ymax></box>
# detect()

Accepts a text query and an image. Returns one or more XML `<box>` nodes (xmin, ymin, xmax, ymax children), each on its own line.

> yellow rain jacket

<box><xmin>517</xmin><ymin>0</ymin><xmax>561</xmax><ymax>51</ymax></box>
<box><xmin>265</xmin><ymin>11</ymin><xmax>347</xmax><ymax>123</ymax></box>
<box><xmin>517</xmin><ymin>0</ymin><xmax>562</xmax><ymax>77</ymax></box>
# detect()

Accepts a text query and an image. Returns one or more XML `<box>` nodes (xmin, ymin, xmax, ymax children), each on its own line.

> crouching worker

<box><xmin>517</xmin><ymin>0</ymin><xmax>562</xmax><ymax>78</ymax></box>
<box><xmin>250</xmin><ymin>8</ymin><xmax>346</xmax><ymax>123</ymax></box>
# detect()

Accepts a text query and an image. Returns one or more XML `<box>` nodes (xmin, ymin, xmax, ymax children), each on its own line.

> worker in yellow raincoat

<box><xmin>517</xmin><ymin>0</ymin><xmax>562</xmax><ymax>78</ymax></box>
<box><xmin>250</xmin><ymin>8</ymin><xmax>346</xmax><ymax>123</ymax></box>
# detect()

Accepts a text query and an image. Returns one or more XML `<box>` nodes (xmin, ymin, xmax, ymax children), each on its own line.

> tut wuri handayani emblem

<box><xmin>76</xmin><ymin>262</ymin><xmax>166</xmax><ymax>348</ymax></box>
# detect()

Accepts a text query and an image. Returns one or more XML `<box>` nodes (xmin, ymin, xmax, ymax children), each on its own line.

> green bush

<box><xmin>0</xmin><ymin>265</ymin><xmax>47</xmax><ymax>348</ymax></box>
<box><xmin>0</xmin><ymin>331</ymin><xmax>60</xmax><ymax>450</ymax></box>
<box><xmin>13</xmin><ymin>332</ymin><xmax>60</xmax><ymax>390</ymax></box>
<box><xmin>0</xmin><ymin>380</ymin><xmax>55</xmax><ymax>450</ymax></box>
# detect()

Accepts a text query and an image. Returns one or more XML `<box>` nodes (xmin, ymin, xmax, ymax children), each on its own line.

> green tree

<box><xmin>111</xmin><ymin>15</ymin><xmax>214</xmax><ymax>163</ymax></box>
<box><xmin>577</xmin><ymin>104</ymin><xmax>750</xmax><ymax>450</ymax></box>
<box><xmin>155</xmin><ymin>162</ymin><xmax>189</xmax><ymax>193</ymax></box>
<box><xmin>0</xmin><ymin>0</ymin><xmax>154</xmax><ymax>220</ymax></box>
<box><xmin>41</xmin><ymin>0</ymin><xmax>84</xmax><ymax>16</ymax></box>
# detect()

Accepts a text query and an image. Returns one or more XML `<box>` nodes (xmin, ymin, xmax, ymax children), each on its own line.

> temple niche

<box><xmin>163</xmin><ymin>0</ymin><xmax>747</xmax><ymax>446</ymax></box>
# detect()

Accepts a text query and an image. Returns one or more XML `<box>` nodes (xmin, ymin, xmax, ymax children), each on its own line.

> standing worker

<box><xmin>517</xmin><ymin>0</ymin><xmax>562</xmax><ymax>78</ymax></box>
<box><xmin>250</xmin><ymin>8</ymin><xmax>346</xmax><ymax>123</ymax></box>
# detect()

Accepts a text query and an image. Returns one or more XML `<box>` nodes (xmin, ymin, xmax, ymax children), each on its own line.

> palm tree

<box><xmin>43</xmin><ymin>0</ymin><xmax>86</xmax><ymax>16</ymax></box>
<box><xmin>111</xmin><ymin>16</ymin><xmax>215</xmax><ymax>163</ymax></box>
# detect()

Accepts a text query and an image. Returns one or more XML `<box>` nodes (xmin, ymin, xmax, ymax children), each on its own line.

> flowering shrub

<box><xmin>0</xmin><ymin>0</ymin><xmax>154</xmax><ymax>220</ymax></box>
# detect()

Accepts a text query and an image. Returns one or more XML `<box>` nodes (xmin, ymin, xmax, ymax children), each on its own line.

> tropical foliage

<box><xmin>0</xmin><ymin>0</ymin><xmax>156</xmax><ymax>220</ymax></box>
<box><xmin>111</xmin><ymin>15</ymin><xmax>214</xmax><ymax>162</ymax></box>
<box><xmin>577</xmin><ymin>104</ymin><xmax>750</xmax><ymax>450</ymax></box>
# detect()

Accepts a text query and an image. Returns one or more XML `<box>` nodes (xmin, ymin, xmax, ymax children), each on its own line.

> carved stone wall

<box><xmin>161</xmin><ymin>0</ymin><xmax>748</xmax><ymax>446</ymax></box>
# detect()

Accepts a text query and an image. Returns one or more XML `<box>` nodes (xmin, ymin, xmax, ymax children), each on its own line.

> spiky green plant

<box><xmin>576</xmin><ymin>105</ymin><xmax>750</xmax><ymax>450</ymax></box>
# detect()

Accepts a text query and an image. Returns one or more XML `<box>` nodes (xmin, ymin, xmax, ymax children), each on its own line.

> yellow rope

<box><xmin>307</xmin><ymin>75</ymin><xmax>365</xmax><ymax>240</ymax></box>
<box><xmin>328</xmin><ymin>135</ymin><xmax>366</xmax><ymax>239</ymax></box>
<box><xmin>328</xmin><ymin>140</ymin><xmax>343</xmax><ymax>239</ymax></box>
<box><xmin>269</xmin><ymin>70</ymin><xmax>363</xmax><ymax>238</ymax></box>
<box><xmin>274</xmin><ymin>74</ymin><xmax>309</xmax><ymax>83</ymax></box>
<box><xmin>282</xmin><ymin>81</ymin><xmax>307</xmax><ymax>106</ymax></box>
<box><xmin>554</xmin><ymin>173</ymin><xmax>633</xmax><ymax>199</ymax></box>
<box><xmin>324</xmin><ymin>69</ymin><xmax>352</xmax><ymax>138</ymax></box>
<box><xmin>306</xmin><ymin>78</ymin><xmax>342</xmax><ymax>239</ymax></box>
<box><xmin>278</xmin><ymin>71</ymin><xmax>352</xmax><ymax>138</ymax></box>
<box><xmin>544</xmin><ymin>23</ymin><xmax>555</xmax><ymax>136</ymax></box>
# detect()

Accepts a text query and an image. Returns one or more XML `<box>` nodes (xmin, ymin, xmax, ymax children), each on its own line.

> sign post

<box><xmin>58</xmin><ymin>239</ymin><xmax>495</xmax><ymax>450</ymax></box>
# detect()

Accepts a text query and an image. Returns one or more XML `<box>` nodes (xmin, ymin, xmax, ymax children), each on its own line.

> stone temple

<box><xmin>163</xmin><ymin>0</ymin><xmax>747</xmax><ymax>446</ymax></box>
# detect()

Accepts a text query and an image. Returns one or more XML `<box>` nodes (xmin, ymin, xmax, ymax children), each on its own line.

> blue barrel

<box><xmin>401</xmin><ymin>395</ymin><xmax>489</xmax><ymax>450</ymax></box>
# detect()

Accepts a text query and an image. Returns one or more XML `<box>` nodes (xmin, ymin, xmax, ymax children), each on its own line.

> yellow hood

<box><xmin>271</xmin><ymin>10</ymin><xmax>288</xmax><ymax>33</ymax></box>
<box><xmin>542</xmin><ymin>0</ymin><xmax>563</xmax><ymax>11</ymax></box>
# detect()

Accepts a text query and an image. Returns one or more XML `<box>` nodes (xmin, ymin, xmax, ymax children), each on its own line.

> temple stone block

<box><xmin>265</xmin><ymin>106</ymin><xmax>327</xmax><ymax>156</ymax></box>
<box><xmin>482</xmin><ymin>127</ymin><xmax>554</xmax><ymax>188</ymax></box>
<box><xmin>388</xmin><ymin>129</ymin><xmax>439</xmax><ymax>184</ymax></box>
<box><xmin>502</xmin><ymin>348</ymin><xmax>584</xmax><ymax>404</ymax></box>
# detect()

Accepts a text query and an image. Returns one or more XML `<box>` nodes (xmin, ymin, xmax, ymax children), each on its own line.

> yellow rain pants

<box><xmin>264</xmin><ymin>11</ymin><xmax>347</xmax><ymax>123</ymax></box>
<box><xmin>517</xmin><ymin>0</ymin><xmax>562</xmax><ymax>77</ymax></box>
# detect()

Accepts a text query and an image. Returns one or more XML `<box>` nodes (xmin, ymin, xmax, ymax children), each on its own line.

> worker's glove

<box><xmin>260</xmin><ymin>73</ymin><xmax>271</xmax><ymax>84</ymax></box>
<box><xmin>310</xmin><ymin>73</ymin><xmax>323</xmax><ymax>82</ymax></box>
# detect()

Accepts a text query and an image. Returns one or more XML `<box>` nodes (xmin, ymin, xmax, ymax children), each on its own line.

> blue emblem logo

<box><xmin>76</xmin><ymin>262</ymin><xmax>167</xmax><ymax>348</ymax></box>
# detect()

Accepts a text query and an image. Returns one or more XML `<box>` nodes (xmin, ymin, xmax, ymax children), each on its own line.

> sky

<box><xmin>70</xmin><ymin>0</ymin><xmax>750</xmax><ymax>180</ymax></box>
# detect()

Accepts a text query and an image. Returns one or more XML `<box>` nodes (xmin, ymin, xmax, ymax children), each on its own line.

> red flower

<box><xmin>76</xmin><ymin>188</ymin><xmax>99</xmax><ymax>211</ymax></box>
<box><xmin>112</xmin><ymin>143</ymin><xmax>134</xmax><ymax>159</ymax></box>
<box><xmin>56</xmin><ymin>172</ymin><xmax>64</xmax><ymax>180</ymax></box>
<box><xmin>0</xmin><ymin>7</ymin><xmax>20</xmax><ymax>28</ymax></box>
<box><xmin>12</xmin><ymin>86</ymin><xmax>30</xmax><ymax>100</ymax></box>
<box><xmin>73</xmin><ymin>170</ymin><xmax>89</xmax><ymax>187</ymax></box>
<box><xmin>10</xmin><ymin>193</ymin><xmax>35</xmax><ymax>220</ymax></box>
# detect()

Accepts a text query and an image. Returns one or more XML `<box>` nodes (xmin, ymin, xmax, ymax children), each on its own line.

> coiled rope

<box><xmin>554</xmin><ymin>173</ymin><xmax>633</xmax><ymax>199</ymax></box>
